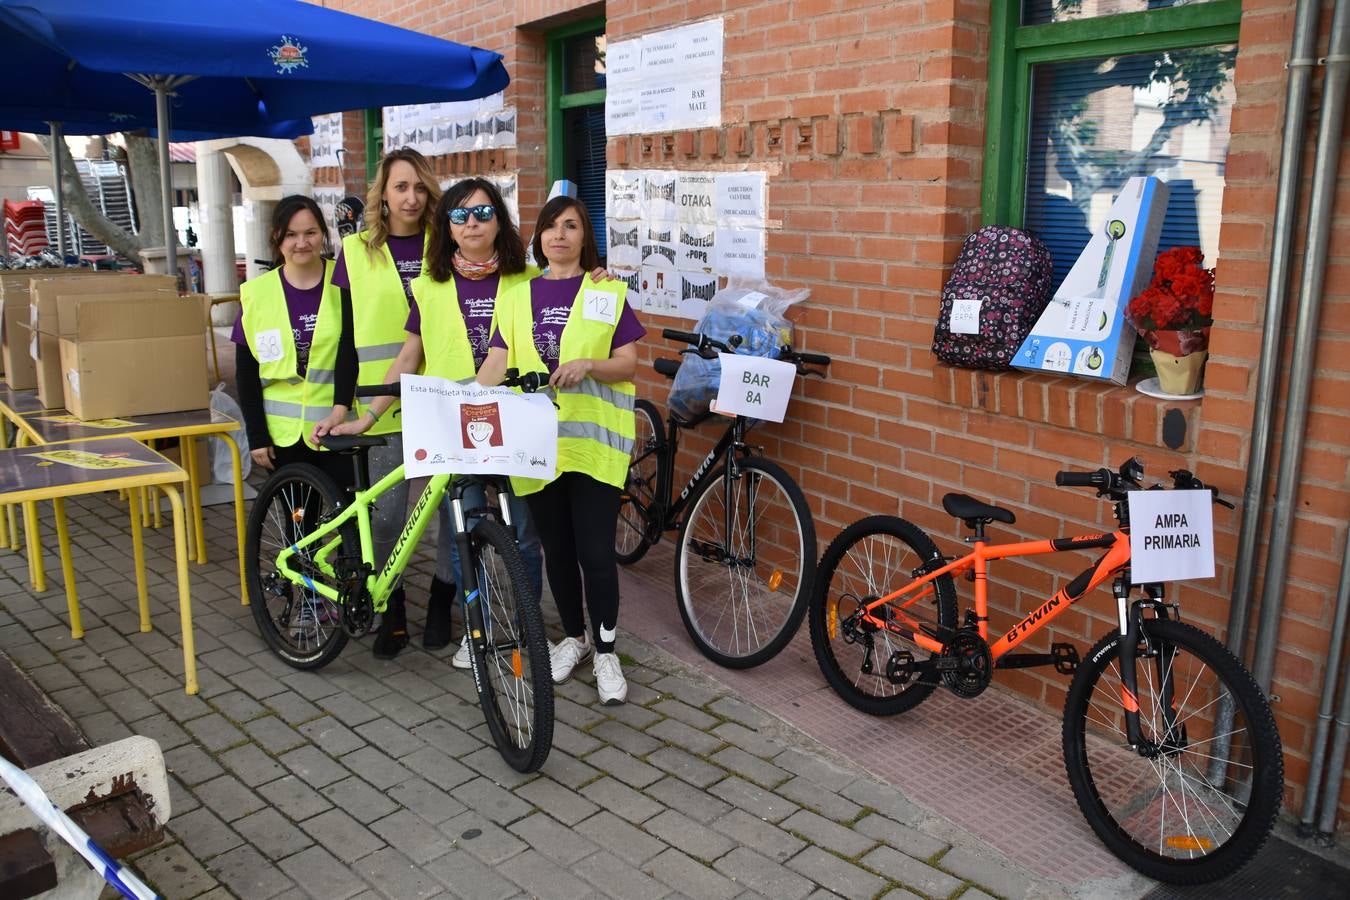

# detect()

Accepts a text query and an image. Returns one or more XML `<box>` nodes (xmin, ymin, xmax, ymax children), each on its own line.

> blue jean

<box><xmin>436</xmin><ymin>481</ymin><xmax>543</xmax><ymax>602</ymax></box>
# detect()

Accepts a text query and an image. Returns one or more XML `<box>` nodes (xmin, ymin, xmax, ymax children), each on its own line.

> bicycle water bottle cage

<box><xmin>941</xmin><ymin>493</ymin><xmax>1016</xmax><ymax>531</ymax></box>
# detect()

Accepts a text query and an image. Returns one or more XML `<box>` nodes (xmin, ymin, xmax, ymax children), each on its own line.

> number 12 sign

<box><xmin>714</xmin><ymin>353</ymin><xmax>796</xmax><ymax>423</ymax></box>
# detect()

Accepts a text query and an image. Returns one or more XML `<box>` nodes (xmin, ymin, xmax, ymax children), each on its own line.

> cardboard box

<box><xmin>2</xmin><ymin>307</ymin><xmax>36</xmax><ymax>389</ymax></box>
<box><xmin>18</xmin><ymin>322</ymin><xmax>65</xmax><ymax>410</ymax></box>
<box><xmin>30</xmin><ymin>274</ymin><xmax>176</xmax><ymax>335</ymax></box>
<box><xmin>1013</xmin><ymin>176</ymin><xmax>1171</xmax><ymax>385</ymax></box>
<box><xmin>2</xmin><ymin>270</ymin><xmax>101</xmax><ymax>387</ymax></box>
<box><xmin>59</xmin><ymin>295</ymin><xmax>208</xmax><ymax>420</ymax></box>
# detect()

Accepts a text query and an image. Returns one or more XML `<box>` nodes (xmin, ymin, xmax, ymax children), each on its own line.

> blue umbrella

<box><xmin>0</xmin><ymin>0</ymin><xmax>509</xmax><ymax>268</ymax></box>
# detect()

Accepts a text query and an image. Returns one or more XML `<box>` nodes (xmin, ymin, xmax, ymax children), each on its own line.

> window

<box><xmin>547</xmin><ymin>20</ymin><xmax>608</xmax><ymax>260</ymax></box>
<box><xmin>984</xmin><ymin>0</ymin><xmax>1240</xmax><ymax>290</ymax></box>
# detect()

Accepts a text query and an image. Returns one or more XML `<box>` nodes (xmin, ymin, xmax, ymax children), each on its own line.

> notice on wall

<box><xmin>1128</xmin><ymin>490</ymin><xmax>1216</xmax><ymax>583</ymax></box>
<box><xmin>606</xmin><ymin>19</ymin><xmax>723</xmax><ymax>135</ymax></box>
<box><xmin>313</xmin><ymin>187</ymin><xmax>345</xmax><ymax>247</ymax></box>
<box><xmin>308</xmin><ymin>113</ymin><xmax>344</xmax><ymax>168</ymax></box>
<box><xmin>383</xmin><ymin>92</ymin><xmax>516</xmax><ymax>156</ymax></box>
<box><xmin>607</xmin><ymin>168</ymin><xmax>768</xmax><ymax>317</ymax></box>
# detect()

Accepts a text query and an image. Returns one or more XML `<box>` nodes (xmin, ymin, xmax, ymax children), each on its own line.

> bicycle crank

<box><xmin>938</xmin><ymin>628</ymin><xmax>993</xmax><ymax>699</ymax></box>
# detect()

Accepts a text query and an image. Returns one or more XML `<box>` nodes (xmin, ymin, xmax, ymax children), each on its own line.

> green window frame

<box><xmin>546</xmin><ymin>17</ymin><xmax>607</xmax><ymax>187</ymax></box>
<box><xmin>364</xmin><ymin>108</ymin><xmax>382</xmax><ymax>184</ymax></box>
<box><xmin>982</xmin><ymin>0</ymin><xmax>1243</xmax><ymax>227</ymax></box>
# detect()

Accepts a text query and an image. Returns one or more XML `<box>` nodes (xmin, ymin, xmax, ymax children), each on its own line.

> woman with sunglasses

<box><xmin>478</xmin><ymin>196</ymin><xmax>644</xmax><ymax>705</ymax></box>
<box><xmin>316</xmin><ymin>147</ymin><xmax>440</xmax><ymax>659</ymax></box>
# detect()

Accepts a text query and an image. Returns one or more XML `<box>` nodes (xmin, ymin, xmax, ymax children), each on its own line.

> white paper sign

<box><xmin>949</xmin><ymin>297</ymin><xmax>982</xmax><ymax>335</ymax></box>
<box><xmin>714</xmin><ymin>227</ymin><xmax>766</xmax><ymax>279</ymax></box>
<box><xmin>400</xmin><ymin>375</ymin><xmax>557</xmax><ymax>480</ymax></box>
<box><xmin>715</xmin><ymin>172</ymin><xmax>766</xmax><ymax>228</ymax></box>
<box><xmin>254</xmin><ymin>329</ymin><xmax>284</xmax><ymax>364</ymax></box>
<box><xmin>1128</xmin><ymin>490</ymin><xmax>1215</xmax><ymax>583</ymax></box>
<box><xmin>715</xmin><ymin>354</ymin><xmax>796</xmax><ymax>423</ymax></box>
<box><xmin>584</xmin><ymin>290</ymin><xmax>618</xmax><ymax>325</ymax></box>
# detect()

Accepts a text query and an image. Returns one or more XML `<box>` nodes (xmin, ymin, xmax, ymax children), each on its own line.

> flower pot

<box><xmin>1149</xmin><ymin>347</ymin><xmax>1207</xmax><ymax>395</ymax></box>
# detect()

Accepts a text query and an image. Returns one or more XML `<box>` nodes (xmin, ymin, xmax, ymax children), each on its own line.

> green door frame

<box><xmin>545</xmin><ymin>16</ymin><xmax>607</xmax><ymax>187</ymax></box>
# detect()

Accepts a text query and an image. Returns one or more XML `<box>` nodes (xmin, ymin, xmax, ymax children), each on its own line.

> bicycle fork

<box><xmin>1115</xmin><ymin>580</ymin><xmax>1181</xmax><ymax>753</ymax></box>
<box><xmin>452</xmin><ymin>489</ymin><xmax>517</xmax><ymax>695</ymax></box>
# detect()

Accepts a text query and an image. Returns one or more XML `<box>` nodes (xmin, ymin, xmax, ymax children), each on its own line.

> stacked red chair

<box><xmin>4</xmin><ymin>199</ymin><xmax>48</xmax><ymax>256</ymax></box>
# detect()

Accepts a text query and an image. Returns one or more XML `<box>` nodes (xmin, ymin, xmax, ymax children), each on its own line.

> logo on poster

<box><xmin>461</xmin><ymin>403</ymin><xmax>504</xmax><ymax>449</ymax></box>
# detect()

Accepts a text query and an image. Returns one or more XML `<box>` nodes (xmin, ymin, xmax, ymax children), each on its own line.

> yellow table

<box><xmin>0</xmin><ymin>437</ymin><xmax>200</xmax><ymax>693</ymax></box>
<box><xmin>0</xmin><ymin>383</ymin><xmax>59</xmax><ymax>561</ymax></box>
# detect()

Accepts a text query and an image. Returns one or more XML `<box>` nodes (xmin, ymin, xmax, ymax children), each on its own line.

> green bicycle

<box><xmin>244</xmin><ymin>373</ymin><xmax>554</xmax><ymax>772</ymax></box>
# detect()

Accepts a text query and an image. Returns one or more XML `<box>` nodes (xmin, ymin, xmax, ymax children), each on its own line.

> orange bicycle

<box><xmin>808</xmin><ymin>459</ymin><xmax>1282</xmax><ymax>884</ymax></box>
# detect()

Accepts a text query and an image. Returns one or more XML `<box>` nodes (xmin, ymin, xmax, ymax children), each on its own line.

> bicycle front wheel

<box><xmin>616</xmin><ymin>399</ymin><xmax>664</xmax><ymax>566</ymax></box>
<box><xmin>245</xmin><ymin>463</ymin><xmax>349</xmax><ymax>670</ymax></box>
<box><xmin>1063</xmin><ymin>619</ymin><xmax>1283</xmax><ymax>884</ymax></box>
<box><xmin>809</xmin><ymin>515</ymin><xmax>957</xmax><ymax>716</ymax></box>
<box><xmin>467</xmin><ymin>518</ymin><xmax>554</xmax><ymax>773</ymax></box>
<box><xmin>674</xmin><ymin>457</ymin><xmax>815</xmax><ymax>668</ymax></box>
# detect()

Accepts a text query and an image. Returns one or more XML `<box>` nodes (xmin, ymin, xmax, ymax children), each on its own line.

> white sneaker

<box><xmin>451</xmin><ymin>634</ymin><xmax>472</xmax><ymax>670</ymax></box>
<box><xmin>593</xmin><ymin>653</ymin><xmax>628</xmax><ymax>705</ymax></box>
<box><xmin>549</xmin><ymin>635</ymin><xmax>592</xmax><ymax>684</ymax></box>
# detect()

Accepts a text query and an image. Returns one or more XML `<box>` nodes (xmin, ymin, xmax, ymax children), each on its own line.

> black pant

<box><xmin>526</xmin><ymin>472</ymin><xmax>621</xmax><ymax>653</ymax></box>
<box><xmin>270</xmin><ymin>440</ymin><xmax>354</xmax><ymax>492</ymax></box>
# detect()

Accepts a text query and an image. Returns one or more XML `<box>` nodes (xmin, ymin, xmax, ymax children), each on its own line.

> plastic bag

<box><xmin>209</xmin><ymin>383</ymin><xmax>251</xmax><ymax>484</ymax></box>
<box><xmin>667</xmin><ymin>280</ymin><xmax>810</xmax><ymax>420</ymax></box>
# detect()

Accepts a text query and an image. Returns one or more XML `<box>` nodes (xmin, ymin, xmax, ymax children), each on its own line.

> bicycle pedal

<box><xmin>1052</xmin><ymin>642</ymin><xmax>1080</xmax><ymax>675</ymax></box>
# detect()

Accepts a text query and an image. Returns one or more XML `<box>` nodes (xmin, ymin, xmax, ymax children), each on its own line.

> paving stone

<box><xmin>221</xmin><ymin>744</ymin><xmax>287</xmax><ymax>788</ymax></box>
<box><xmin>301</xmin><ymin>808</ymin><xmax>385</xmax><ymax>859</ymax></box>
<box><xmin>75</xmin><ymin>709</ymin><xmax>132</xmax><ymax>745</ymax></box>
<box><xmin>642</xmin><ymin>847</ymin><xmax>742</xmax><ymax>900</ymax></box>
<box><xmin>787</xmin><ymin>845</ymin><xmax>887</xmax><ymax>898</ymax></box>
<box><xmin>102</xmin><ymin>686</ymin><xmax>158</xmax><ymax>722</ymax></box>
<box><xmin>710</xmin><ymin>720</ymin><xmax>786</xmax><ymax>759</ymax></box>
<box><xmin>228</xmin><ymin>666</ymin><xmax>293</xmax><ymax>700</ymax></box>
<box><xmin>649</xmin><ymin>674</ymin><xmax>723</xmax><ymax>708</ymax></box>
<box><xmin>506</xmin><ymin>812</ymin><xmax>602</xmax><ymax>867</ymax></box>
<box><xmin>152</xmin><ymin>686</ymin><xmax>213</xmax><ymax>721</ymax></box>
<box><xmin>299</xmin><ymin>715</ymin><xmax>368</xmax><ymax>755</ymax></box>
<box><xmin>708</xmin><ymin>746</ymin><xmax>791</xmax><ymax>789</ymax></box>
<box><xmin>645</xmin><ymin>776</ymin><xmax>732</xmax><ymax>824</ymax></box>
<box><xmin>646</xmin><ymin>717</ymin><xmax>725</xmax><ymax>756</ymax></box>
<box><xmin>549</xmin><ymin>719</ymin><xmax>604</xmax><ymax>757</ymax></box>
<box><xmin>591</xmin><ymin>718</ymin><xmax>664</xmax><ymax>756</ymax></box>
<box><xmin>499</xmin><ymin>848</ymin><xmax>594</xmax><ymax>900</ymax></box>
<box><xmin>163</xmin><ymin>744</ymin><xmax>226</xmax><ymax>787</ymax></box>
<box><xmin>281</xmin><ymin>668</ymin><xmax>347</xmax><ymax>701</ymax></box>
<box><xmin>320</xmin><ymin>691</ymin><xmax>383</xmax><ymax>727</ymax></box>
<box><xmin>776</xmin><ymin>776</ymin><xmax>864</xmax><ymax>823</ymax></box>
<box><xmin>535</xmin><ymin>749</ymin><xmax>601</xmax><ymax>790</ymax></box>
<box><xmin>861</xmin><ymin>846</ymin><xmax>965</xmax><ymax>898</ymax></box>
<box><xmin>170</xmin><ymin>806</ymin><xmax>244</xmax><ymax>860</ymax></box>
<box><xmin>318</xmin><ymin>775</ymin><xmax>399</xmax><ymax>823</ymax></box>
<box><xmin>25</xmin><ymin>662</ymin><xmax>81</xmax><ymax>693</ymax></box>
<box><xmin>167</xmin><ymin>773</ymin><xmax>201</xmax><ymax>816</ymax></box>
<box><xmin>772</xmin><ymin>748</ymin><xmax>857</xmax><ymax>792</ymax></box>
<box><xmin>386</xmin><ymin>776</ymin><xmax>466</xmax><ymax>826</ymax></box>
<box><xmin>645</xmin><ymin>809</ymin><xmax>736</xmax><ymax>862</ymax></box>
<box><xmin>198</xmin><ymin>646</ymin><xmax>255</xmax><ymax>677</ymax></box>
<box><xmin>712</xmin><ymin>809</ymin><xmax>806</xmax><ymax>862</ymax></box>
<box><xmin>354</xmin><ymin>716</ymin><xmax>426</xmax><ymax>758</ymax></box>
<box><xmin>647</xmin><ymin>745</ymin><xmax>726</xmax><ymax>788</ymax></box>
<box><xmin>339</xmin><ymin>745</ymin><xmax>413</xmax><ymax>790</ymax></box>
<box><xmin>598</xmin><ymin>699</ymin><xmax>663</xmax><ymax>729</ymax></box>
<box><xmin>840</xmin><ymin>779</ymin><xmax>923</xmax><ymax>826</ymax></box>
<box><xmin>713</xmin><ymin>846</ymin><xmax>815</xmax><ymax>900</ymax></box>
<box><xmin>439</xmin><ymin>811</ymin><xmax>527</xmax><ymax>867</ymax></box>
<box><xmin>584</xmin><ymin>746</ymin><xmax>663</xmax><ymax>789</ymax></box>
<box><xmin>780</xmin><ymin>809</ymin><xmax>876</xmax><ymax>859</ymax></box>
<box><xmin>515</xmin><ymin>777</ymin><xmax>599</xmax><ymax>826</ymax></box>
<box><xmin>195</xmin><ymin>774</ymin><xmax>266</xmax><ymax>822</ymax></box>
<box><xmin>235</xmin><ymin>807</ymin><xmax>313</xmax><ymax>859</ymax></box>
<box><xmin>258</xmin><ymin>774</ymin><xmax>333</xmax><ymax>822</ymax></box>
<box><xmin>353</xmin><ymin>846</ymin><xmax>445</xmax><ymax>899</ymax></box>
<box><xmin>183</xmin><ymin>712</ymin><xmax>248</xmax><ymax>752</ymax></box>
<box><xmin>446</xmin><ymin>775</ymin><xmax>531</xmax><ymax>826</ymax></box>
<box><xmin>585</xmin><ymin>776</ymin><xmax>664</xmax><ymax>824</ymax></box>
<box><xmin>277</xmin><ymin>845</ymin><xmax>364</xmax><ymax>900</ymax></box>
<box><xmin>651</xmin><ymin>697</ymin><xmax>719</xmax><ymax>730</ymax></box>
<box><xmin>553</xmin><ymin>694</ymin><xmax>608</xmax><ymax>729</ymax></box>
<box><xmin>211</xmin><ymin>688</ymin><xmax>268</xmax><ymax>723</ymax></box>
<box><xmin>958</xmin><ymin>889</ymin><xmax>999</xmax><ymax>900</ymax></box>
<box><xmin>937</xmin><ymin>847</ymin><xmax>1032</xmax><ymax>899</ymax></box>
<box><xmin>206</xmin><ymin>843</ymin><xmax>296</xmax><ymax>898</ymax></box>
<box><xmin>575</xmin><ymin>809</ymin><xmax>667</xmax><ymax>866</ymax></box>
<box><xmin>711</xmin><ymin>775</ymin><xmax>800</xmax><ymax>824</ymax></box>
<box><xmin>574</xmin><ymin>848</ymin><xmax>671</xmax><ymax>899</ymax></box>
<box><xmin>283</xmin><ymin>744</ymin><xmax>352</xmax><ymax>788</ymax></box>
<box><xmin>132</xmin><ymin>841</ymin><xmax>218</xmax><ymax>898</ymax></box>
<box><xmin>371</xmin><ymin>808</ymin><xmax>456</xmax><ymax>865</ymax></box>
<box><xmin>855</xmin><ymin>814</ymin><xmax>949</xmax><ymax>862</ymax></box>
<box><xmin>409</xmin><ymin>717</ymin><xmax>487</xmax><ymax>758</ymax></box>
<box><xmin>245</xmin><ymin>714</ymin><xmax>308</xmax><ymax>754</ymax></box>
<box><xmin>424</xmin><ymin>847</ymin><xmax>519</xmax><ymax>900</ymax></box>
<box><xmin>129</xmin><ymin>712</ymin><xmax>192</xmax><ymax>751</ymax></box>
<box><xmin>265</xmin><ymin>689</ymin><xmax>324</xmax><ymax>725</ymax></box>
<box><xmin>400</xmin><ymin>745</ymin><xmax>476</xmax><ymax>790</ymax></box>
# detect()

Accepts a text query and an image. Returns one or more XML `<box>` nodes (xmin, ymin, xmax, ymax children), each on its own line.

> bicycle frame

<box><xmin>644</xmin><ymin>411</ymin><xmax>754</xmax><ymax>533</ymax></box>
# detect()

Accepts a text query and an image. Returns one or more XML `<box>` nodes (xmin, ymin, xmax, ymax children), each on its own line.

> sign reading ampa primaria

<box><xmin>1128</xmin><ymin>490</ymin><xmax>1216</xmax><ymax>583</ymax></box>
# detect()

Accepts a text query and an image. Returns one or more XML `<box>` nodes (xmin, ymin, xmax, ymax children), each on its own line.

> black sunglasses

<box><xmin>448</xmin><ymin>204</ymin><xmax>495</xmax><ymax>225</ymax></box>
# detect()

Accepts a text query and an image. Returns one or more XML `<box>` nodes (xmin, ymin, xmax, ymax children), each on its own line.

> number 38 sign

<box><xmin>714</xmin><ymin>353</ymin><xmax>796</xmax><ymax>423</ymax></box>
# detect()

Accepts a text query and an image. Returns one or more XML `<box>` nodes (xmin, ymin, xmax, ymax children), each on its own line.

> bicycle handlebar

<box><xmin>660</xmin><ymin>328</ymin><xmax>832</xmax><ymax>374</ymax></box>
<box><xmin>354</xmin><ymin>369</ymin><xmax>547</xmax><ymax>400</ymax></box>
<box><xmin>1055</xmin><ymin>469</ymin><xmax>1109</xmax><ymax>488</ymax></box>
<box><xmin>1055</xmin><ymin>458</ymin><xmax>1232</xmax><ymax>508</ymax></box>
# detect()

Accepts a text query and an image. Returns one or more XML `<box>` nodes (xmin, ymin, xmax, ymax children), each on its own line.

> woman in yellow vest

<box><xmin>479</xmin><ymin>196</ymin><xmax>645</xmax><ymax>705</ymax></box>
<box><xmin>328</xmin><ymin>177</ymin><xmax>544</xmax><ymax>664</ymax></box>
<box><xmin>233</xmin><ymin>194</ymin><xmax>352</xmax><ymax>485</ymax></box>
<box><xmin>318</xmin><ymin>148</ymin><xmax>440</xmax><ymax>659</ymax></box>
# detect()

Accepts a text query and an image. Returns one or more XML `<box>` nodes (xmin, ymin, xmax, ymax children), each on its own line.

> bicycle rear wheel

<box><xmin>616</xmin><ymin>399</ymin><xmax>664</xmax><ymax>565</ymax></box>
<box><xmin>809</xmin><ymin>516</ymin><xmax>957</xmax><ymax>716</ymax></box>
<box><xmin>1063</xmin><ymin>619</ymin><xmax>1283</xmax><ymax>884</ymax></box>
<box><xmin>674</xmin><ymin>457</ymin><xmax>815</xmax><ymax>668</ymax></box>
<box><xmin>467</xmin><ymin>518</ymin><xmax>554</xmax><ymax>773</ymax></box>
<box><xmin>245</xmin><ymin>463</ymin><xmax>349</xmax><ymax>669</ymax></box>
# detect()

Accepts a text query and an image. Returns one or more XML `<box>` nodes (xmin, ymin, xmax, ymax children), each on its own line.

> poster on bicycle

<box><xmin>1128</xmin><ymin>489</ymin><xmax>1215</xmax><ymax>582</ymax></box>
<box><xmin>400</xmin><ymin>375</ymin><xmax>557</xmax><ymax>480</ymax></box>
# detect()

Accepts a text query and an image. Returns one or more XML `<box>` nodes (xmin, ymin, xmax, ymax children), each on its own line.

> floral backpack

<box><xmin>931</xmin><ymin>226</ymin><xmax>1054</xmax><ymax>371</ymax></box>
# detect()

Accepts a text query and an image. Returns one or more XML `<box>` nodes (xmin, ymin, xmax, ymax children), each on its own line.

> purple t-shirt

<box><xmin>331</xmin><ymin>232</ymin><xmax>424</xmax><ymax>303</ymax></box>
<box><xmin>489</xmin><ymin>275</ymin><xmax>645</xmax><ymax>373</ymax></box>
<box><xmin>405</xmin><ymin>272</ymin><xmax>500</xmax><ymax>370</ymax></box>
<box><xmin>232</xmin><ymin>268</ymin><xmax>324</xmax><ymax>376</ymax></box>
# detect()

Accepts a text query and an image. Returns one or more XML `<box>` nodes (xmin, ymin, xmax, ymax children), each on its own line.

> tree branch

<box><xmin>37</xmin><ymin>134</ymin><xmax>148</xmax><ymax>267</ymax></box>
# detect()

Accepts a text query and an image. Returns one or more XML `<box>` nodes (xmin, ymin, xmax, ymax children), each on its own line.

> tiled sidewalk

<box><xmin>0</xmin><ymin>484</ymin><xmax>1054</xmax><ymax>900</ymax></box>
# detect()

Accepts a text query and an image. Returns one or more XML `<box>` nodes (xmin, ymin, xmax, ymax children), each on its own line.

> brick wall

<box><xmin>328</xmin><ymin>0</ymin><xmax>1349</xmax><ymax>829</ymax></box>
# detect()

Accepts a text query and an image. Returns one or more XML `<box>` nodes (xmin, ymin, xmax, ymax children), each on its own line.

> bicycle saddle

<box><xmin>319</xmin><ymin>435</ymin><xmax>388</xmax><ymax>452</ymax></box>
<box><xmin>942</xmin><ymin>492</ymin><xmax>1016</xmax><ymax>525</ymax></box>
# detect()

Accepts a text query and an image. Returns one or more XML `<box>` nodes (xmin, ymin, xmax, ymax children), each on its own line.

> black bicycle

<box><xmin>616</xmin><ymin>327</ymin><xmax>830</xmax><ymax>668</ymax></box>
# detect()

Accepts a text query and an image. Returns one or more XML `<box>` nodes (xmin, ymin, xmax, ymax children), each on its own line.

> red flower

<box><xmin>1128</xmin><ymin>246</ymin><xmax>1216</xmax><ymax>336</ymax></box>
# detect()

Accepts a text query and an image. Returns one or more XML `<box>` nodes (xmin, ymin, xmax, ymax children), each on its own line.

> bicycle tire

<box><xmin>245</xmin><ymin>463</ymin><xmax>349</xmax><ymax>670</ymax></box>
<box><xmin>466</xmin><ymin>518</ymin><xmax>554</xmax><ymax>773</ymax></box>
<box><xmin>1063</xmin><ymin>619</ymin><xmax>1283</xmax><ymax>884</ymax></box>
<box><xmin>674</xmin><ymin>456</ymin><xmax>815</xmax><ymax>668</ymax></box>
<box><xmin>809</xmin><ymin>515</ymin><xmax>957</xmax><ymax>716</ymax></box>
<box><xmin>616</xmin><ymin>399</ymin><xmax>664</xmax><ymax>566</ymax></box>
